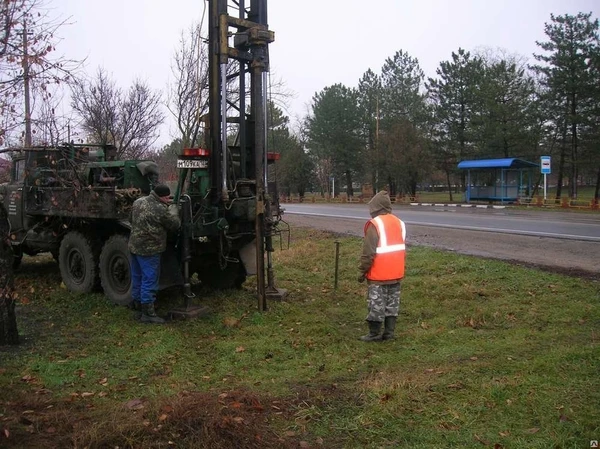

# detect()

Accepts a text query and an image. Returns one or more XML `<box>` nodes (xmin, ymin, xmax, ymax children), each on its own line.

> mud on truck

<box><xmin>0</xmin><ymin>0</ymin><xmax>287</xmax><ymax>310</ymax></box>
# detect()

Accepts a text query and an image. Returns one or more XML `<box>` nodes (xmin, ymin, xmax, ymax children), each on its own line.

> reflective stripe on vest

<box><xmin>365</xmin><ymin>214</ymin><xmax>406</xmax><ymax>281</ymax></box>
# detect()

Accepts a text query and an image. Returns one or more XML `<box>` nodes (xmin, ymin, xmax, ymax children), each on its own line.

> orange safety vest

<box><xmin>364</xmin><ymin>214</ymin><xmax>406</xmax><ymax>281</ymax></box>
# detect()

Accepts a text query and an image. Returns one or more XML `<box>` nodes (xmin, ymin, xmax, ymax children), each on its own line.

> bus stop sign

<box><xmin>541</xmin><ymin>156</ymin><xmax>551</xmax><ymax>174</ymax></box>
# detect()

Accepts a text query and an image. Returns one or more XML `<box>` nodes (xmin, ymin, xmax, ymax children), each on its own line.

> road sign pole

<box><xmin>540</xmin><ymin>156</ymin><xmax>551</xmax><ymax>202</ymax></box>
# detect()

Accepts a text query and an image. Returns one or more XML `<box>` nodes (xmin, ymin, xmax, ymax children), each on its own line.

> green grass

<box><xmin>1</xmin><ymin>227</ymin><xmax>599</xmax><ymax>448</ymax></box>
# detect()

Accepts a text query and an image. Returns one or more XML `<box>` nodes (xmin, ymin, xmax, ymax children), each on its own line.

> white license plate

<box><xmin>177</xmin><ymin>159</ymin><xmax>208</xmax><ymax>169</ymax></box>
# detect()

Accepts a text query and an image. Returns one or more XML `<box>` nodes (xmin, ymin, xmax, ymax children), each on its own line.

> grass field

<box><xmin>1</xmin><ymin>226</ymin><xmax>599</xmax><ymax>448</ymax></box>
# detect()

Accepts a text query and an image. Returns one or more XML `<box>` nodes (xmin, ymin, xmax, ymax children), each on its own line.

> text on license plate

<box><xmin>177</xmin><ymin>159</ymin><xmax>208</xmax><ymax>169</ymax></box>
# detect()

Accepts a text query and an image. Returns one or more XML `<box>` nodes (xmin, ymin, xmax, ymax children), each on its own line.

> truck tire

<box><xmin>58</xmin><ymin>231</ymin><xmax>100</xmax><ymax>294</ymax></box>
<box><xmin>99</xmin><ymin>234</ymin><xmax>131</xmax><ymax>306</ymax></box>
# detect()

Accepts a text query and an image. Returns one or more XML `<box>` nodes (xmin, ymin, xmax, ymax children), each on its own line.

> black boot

<box><xmin>140</xmin><ymin>302</ymin><xmax>165</xmax><ymax>324</ymax></box>
<box><xmin>129</xmin><ymin>300</ymin><xmax>142</xmax><ymax>321</ymax></box>
<box><xmin>382</xmin><ymin>316</ymin><xmax>397</xmax><ymax>341</ymax></box>
<box><xmin>360</xmin><ymin>321</ymin><xmax>382</xmax><ymax>342</ymax></box>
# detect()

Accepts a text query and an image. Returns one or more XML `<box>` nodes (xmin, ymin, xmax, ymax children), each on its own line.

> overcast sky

<box><xmin>57</xmin><ymin>0</ymin><xmax>599</xmax><ymax>147</ymax></box>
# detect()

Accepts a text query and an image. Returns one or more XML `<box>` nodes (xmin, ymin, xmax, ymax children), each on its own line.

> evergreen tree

<box><xmin>378</xmin><ymin>50</ymin><xmax>430</xmax><ymax>196</ymax></box>
<box><xmin>306</xmin><ymin>84</ymin><xmax>363</xmax><ymax>197</ymax></box>
<box><xmin>357</xmin><ymin>69</ymin><xmax>382</xmax><ymax>192</ymax></box>
<box><xmin>267</xmin><ymin>102</ymin><xmax>313</xmax><ymax>197</ymax></box>
<box><xmin>380</xmin><ymin>50</ymin><xmax>427</xmax><ymax>126</ymax></box>
<box><xmin>475</xmin><ymin>59</ymin><xmax>539</xmax><ymax>159</ymax></box>
<box><xmin>427</xmin><ymin>48</ymin><xmax>485</xmax><ymax>194</ymax></box>
<box><xmin>532</xmin><ymin>12</ymin><xmax>600</xmax><ymax>199</ymax></box>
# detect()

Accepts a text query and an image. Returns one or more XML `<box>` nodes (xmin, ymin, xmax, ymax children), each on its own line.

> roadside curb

<box><xmin>410</xmin><ymin>202</ymin><xmax>506</xmax><ymax>209</ymax></box>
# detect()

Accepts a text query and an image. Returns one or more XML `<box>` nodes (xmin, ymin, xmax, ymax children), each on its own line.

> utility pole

<box><xmin>21</xmin><ymin>19</ymin><xmax>32</xmax><ymax>147</ymax></box>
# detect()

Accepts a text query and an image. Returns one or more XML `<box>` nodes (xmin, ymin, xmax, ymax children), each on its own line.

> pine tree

<box><xmin>532</xmin><ymin>12</ymin><xmax>600</xmax><ymax>199</ymax></box>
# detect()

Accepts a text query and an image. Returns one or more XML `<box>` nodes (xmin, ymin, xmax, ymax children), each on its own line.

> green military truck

<box><xmin>0</xmin><ymin>144</ymin><xmax>162</xmax><ymax>305</ymax></box>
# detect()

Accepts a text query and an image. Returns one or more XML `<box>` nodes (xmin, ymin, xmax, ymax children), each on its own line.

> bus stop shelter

<box><xmin>458</xmin><ymin>158</ymin><xmax>539</xmax><ymax>203</ymax></box>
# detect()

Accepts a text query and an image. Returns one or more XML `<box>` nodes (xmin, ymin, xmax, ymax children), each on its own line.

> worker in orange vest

<box><xmin>358</xmin><ymin>190</ymin><xmax>406</xmax><ymax>341</ymax></box>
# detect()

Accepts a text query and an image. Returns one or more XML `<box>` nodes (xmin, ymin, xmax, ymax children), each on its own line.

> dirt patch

<box><xmin>283</xmin><ymin>214</ymin><xmax>600</xmax><ymax>282</ymax></box>
<box><xmin>0</xmin><ymin>386</ymin><xmax>356</xmax><ymax>449</ymax></box>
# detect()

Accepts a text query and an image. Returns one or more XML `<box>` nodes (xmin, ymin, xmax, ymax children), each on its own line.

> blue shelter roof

<box><xmin>457</xmin><ymin>158</ymin><xmax>539</xmax><ymax>169</ymax></box>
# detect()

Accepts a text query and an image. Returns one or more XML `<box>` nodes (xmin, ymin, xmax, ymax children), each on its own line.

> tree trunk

<box><xmin>445</xmin><ymin>169</ymin><xmax>453</xmax><ymax>202</ymax></box>
<box><xmin>569</xmin><ymin>94</ymin><xmax>578</xmax><ymax>199</ymax></box>
<box><xmin>345</xmin><ymin>171</ymin><xmax>353</xmax><ymax>198</ymax></box>
<box><xmin>556</xmin><ymin>122</ymin><xmax>568</xmax><ymax>199</ymax></box>
<box><xmin>0</xmin><ymin>204</ymin><xmax>18</xmax><ymax>345</ymax></box>
<box><xmin>594</xmin><ymin>166</ymin><xmax>600</xmax><ymax>201</ymax></box>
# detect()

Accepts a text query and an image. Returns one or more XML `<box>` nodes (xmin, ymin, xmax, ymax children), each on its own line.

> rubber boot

<box><xmin>382</xmin><ymin>316</ymin><xmax>397</xmax><ymax>341</ymax></box>
<box><xmin>129</xmin><ymin>300</ymin><xmax>142</xmax><ymax>321</ymax></box>
<box><xmin>140</xmin><ymin>302</ymin><xmax>165</xmax><ymax>324</ymax></box>
<box><xmin>359</xmin><ymin>321</ymin><xmax>382</xmax><ymax>342</ymax></box>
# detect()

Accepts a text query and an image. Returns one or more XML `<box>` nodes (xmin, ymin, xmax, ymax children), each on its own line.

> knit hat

<box><xmin>153</xmin><ymin>184</ymin><xmax>171</xmax><ymax>197</ymax></box>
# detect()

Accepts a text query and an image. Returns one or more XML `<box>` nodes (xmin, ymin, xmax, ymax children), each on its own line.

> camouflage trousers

<box><xmin>365</xmin><ymin>282</ymin><xmax>401</xmax><ymax>322</ymax></box>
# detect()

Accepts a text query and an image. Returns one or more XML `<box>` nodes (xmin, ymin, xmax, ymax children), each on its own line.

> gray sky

<box><xmin>57</xmin><ymin>0</ymin><xmax>599</xmax><ymax>147</ymax></box>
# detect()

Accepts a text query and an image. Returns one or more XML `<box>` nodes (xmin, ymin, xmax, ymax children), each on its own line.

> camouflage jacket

<box><xmin>128</xmin><ymin>191</ymin><xmax>181</xmax><ymax>256</ymax></box>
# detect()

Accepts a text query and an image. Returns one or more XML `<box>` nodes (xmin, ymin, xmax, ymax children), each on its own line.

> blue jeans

<box><xmin>130</xmin><ymin>253</ymin><xmax>161</xmax><ymax>305</ymax></box>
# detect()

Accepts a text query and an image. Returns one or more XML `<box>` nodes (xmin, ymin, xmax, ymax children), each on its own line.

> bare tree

<box><xmin>167</xmin><ymin>17</ymin><xmax>292</xmax><ymax>150</ymax></box>
<box><xmin>71</xmin><ymin>68</ymin><xmax>165</xmax><ymax>159</ymax></box>
<box><xmin>0</xmin><ymin>0</ymin><xmax>79</xmax><ymax>146</ymax></box>
<box><xmin>167</xmin><ymin>22</ymin><xmax>209</xmax><ymax>148</ymax></box>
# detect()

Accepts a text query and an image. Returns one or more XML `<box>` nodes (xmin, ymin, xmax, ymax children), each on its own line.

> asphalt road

<box><xmin>281</xmin><ymin>204</ymin><xmax>600</xmax><ymax>280</ymax></box>
<box><xmin>282</xmin><ymin>203</ymin><xmax>600</xmax><ymax>242</ymax></box>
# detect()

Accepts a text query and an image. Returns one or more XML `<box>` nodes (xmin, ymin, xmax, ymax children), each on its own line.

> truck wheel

<box><xmin>99</xmin><ymin>234</ymin><xmax>131</xmax><ymax>306</ymax></box>
<box><xmin>58</xmin><ymin>231</ymin><xmax>100</xmax><ymax>294</ymax></box>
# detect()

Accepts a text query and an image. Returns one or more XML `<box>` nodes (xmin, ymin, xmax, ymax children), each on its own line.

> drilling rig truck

<box><xmin>0</xmin><ymin>0</ymin><xmax>285</xmax><ymax>312</ymax></box>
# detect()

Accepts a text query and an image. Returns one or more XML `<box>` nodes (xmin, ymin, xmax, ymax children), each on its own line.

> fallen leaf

<box><xmin>300</xmin><ymin>442</ymin><xmax>310</xmax><ymax>448</ymax></box>
<box><xmin>474</xmin><ymin>434</ymin><xmax>490</xmax><ymax>445</ymax></box>
<box><xmin>125</xmin><ymin>399</ymin><xmax>145</xmax><ymax>410</ymax></box>
<box><xmin>81</xmin><ymin>392</ymin><xmax>94</xmax><ymax>397</ymax></box>
<box><xmin>3</xmin><ymin>428</ymin><xmax>9</xmax><ymax>438</ymax></box>
<box><xmin>158</xmin><ymin>414</ymin><xmax>168</xmax><ymax>422</ymax></box>
<box><xmin>235</xmin><ymin>346</ymin><xmax>245</xmax><ymax>353</ymax></box>
<box><xmin>499</xmin><ymin>431</ymin><xmax>510</xmax><ymax>437</ymax></box>
<box><xmin>161</xmin><ymin>405</ymin><xmax>174</xmax><ymax>413</ymax></box>
<box><xmin>525</xmin><ymin>427</ymin><xmax>540</xmax><ymax>434</ymax></box>
<box><xmin>232</xmin><ymin>417</ymin><xmax>244</xmax><ymax>424</ymax></box>
<box><xmin>99</xmin><ymin>378</ymin><xmax>108</xmax><ymax>386</ymax></box>
<box><xmin>231</xmin><ymin>401</ymin><xmax>243</xmax><ymax>408</ymax></box>
<box><xmin>46</xmin><ymin>427</ymin><xmax>56</xmax><ymax>434</ymax></box>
